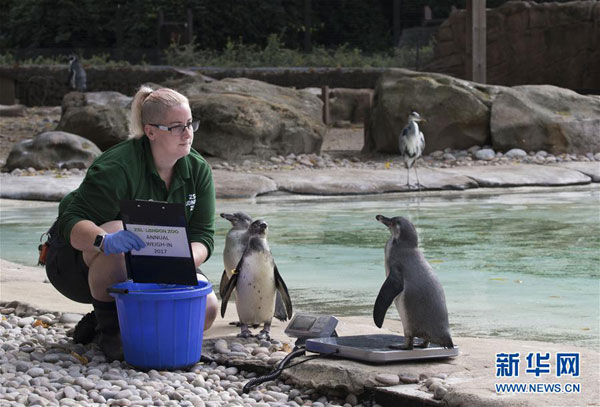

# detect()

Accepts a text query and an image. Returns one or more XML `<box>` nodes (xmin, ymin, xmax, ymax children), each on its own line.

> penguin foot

<box><xmin>415</xmin><ymin>339</ymin><xmax>430</xmax><ymax>348</ymax></box>
<box><xmin>238</xmin><ymin>324</ymin><xmax>253</xmax><ymax>338</ymax></box>
<box><xmin>256</xmin><ymin>330</ymin><xmax>271</xmax><ymax>341</ymax></box>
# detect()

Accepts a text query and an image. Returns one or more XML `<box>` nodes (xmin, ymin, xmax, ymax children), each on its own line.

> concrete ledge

<box><xmin>0</xmin><ymin>163</ymin><xmax>597</xmax><ymax>202</ymax></box>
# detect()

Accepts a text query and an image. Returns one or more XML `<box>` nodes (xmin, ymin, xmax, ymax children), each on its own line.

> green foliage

<box><xmin>163</xmin><ymin>33</ymin><xmax>433</xmax><ymax>68</ymax></box>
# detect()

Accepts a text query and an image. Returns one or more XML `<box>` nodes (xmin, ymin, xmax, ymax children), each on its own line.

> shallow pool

<box><xmin>1</xmin><ymin>187</ymin><xmax>598</xmax><ymax>348</ymax></box>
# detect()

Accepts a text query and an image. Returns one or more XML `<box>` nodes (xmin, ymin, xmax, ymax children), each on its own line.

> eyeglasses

<box><xmin>148</xmin><ymin>120</ymin><xmax>200</xmax><ymax>136</ymax></box>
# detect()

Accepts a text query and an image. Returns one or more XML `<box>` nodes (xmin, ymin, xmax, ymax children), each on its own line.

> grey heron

<box><xmin>399</xmin><ymin>111</ymin><xmax>426</xmax><ymax>189</ymax></box>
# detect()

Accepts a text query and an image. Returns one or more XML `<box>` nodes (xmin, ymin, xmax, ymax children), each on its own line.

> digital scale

<box><xmin>285</xmin><ymin>313</ymin><xmax>459</xmax><ymax>363</ymax></box>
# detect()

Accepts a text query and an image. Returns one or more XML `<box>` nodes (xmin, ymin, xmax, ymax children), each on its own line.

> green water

<box><xmin>1</xmin><ymin>187</ymin><xmax>599</xmax><ymax>348</ymax></box>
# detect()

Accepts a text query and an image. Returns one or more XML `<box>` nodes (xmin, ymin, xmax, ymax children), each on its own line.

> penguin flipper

<box><xmin>373</xmin><ymin>273</ymin><xmax>404</xmax><ymax>328</ymax></box>
<box><xmin>273</xmin><ymin>264</ymin><xmax>293</xmax><ymax>320</ymax></box>
<box><xmin>219</xmin><ymin>270</ymin><xmax>229</xmax><ymax>299</ymax></box>
<box><xmin>220</xmin><ymin>272</ymin><xmax>238</xmax><ymax>318</ymax></box>
<box><xmin>274</xmin><ymin>292</ymin><xmax>287</xmax><ymax>321</ymax></box>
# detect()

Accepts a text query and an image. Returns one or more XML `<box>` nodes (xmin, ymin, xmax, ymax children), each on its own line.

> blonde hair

<box><xmin>129</xmin><ymin>85</ymin><xmax>190</xmax><ymax>138</ymax></box>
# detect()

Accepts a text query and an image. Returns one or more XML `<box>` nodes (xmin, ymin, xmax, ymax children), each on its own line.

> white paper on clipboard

<box><xmin>127</xmin><ymin>224</ymin><xmax>191</xmax><ymax>258</ymax></box>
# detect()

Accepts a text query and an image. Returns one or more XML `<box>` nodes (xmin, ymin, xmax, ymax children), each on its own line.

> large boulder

<box><xmin>364</xmin><ymin>69</ymin><xmax>493</xmax><ymax>154</ymax></box>
<box><xmin>329</xmin><ymin>88</ymin><xmax>373</xmax><ymax>125</ymax></box>
<box><xmin>56</xmin><ymin>91</ymin><xmax>131</xmax><ymax>151</ymax></box>
<box><xmin>491</xmin><ymin>86</ymin><xmax>600</xmax><ymax>154</ymax></box>
<box><xmin>425</xmin><ymin>1</ymin><xmax>600</xmax><ymax>89</ymax></box>
<box><xmin>4</xmin><ymin>131</ymin><xmax>101</xmax><ymax>171</ymax></box>
<box><xmin>170</xmin><ymin>77</ymin><xmax>325</xmax><ymax>160</ymax></box>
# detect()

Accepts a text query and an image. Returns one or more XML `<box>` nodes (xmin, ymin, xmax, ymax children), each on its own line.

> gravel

<box><xmin>2</xmin><ymin>146</ymin><xmax>599</xmax><ymax>178</ymax></box>
<box><xmin>0</xmin><ymin>302</ymin><xmax>383</xmax><ymax>407</ymax></box>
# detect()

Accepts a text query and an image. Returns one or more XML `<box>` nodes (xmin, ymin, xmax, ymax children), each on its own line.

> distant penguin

<box><xmin>67</xmin><ymin>55</ymin><xmax>86</xmax><ymax>92</ymax></box>
<box><xmin>220</xmin><ymin>219</ymin><xmax>293</xmax><ymax>339</ymax></box>
<box><xmin>373</xmin><ymin>215</ymin><xmax>453</xmax><ymax>350</ymax></box>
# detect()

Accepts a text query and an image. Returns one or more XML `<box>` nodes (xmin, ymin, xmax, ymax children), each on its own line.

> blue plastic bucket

<box><xmin>109</xmin><ymin>281</ymin><xmax>212</xmax><ymax>370</ymax></box>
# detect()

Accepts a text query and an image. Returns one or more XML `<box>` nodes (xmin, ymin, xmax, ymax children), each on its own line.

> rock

<box><xmin>56</xmin><ymin>91</ymin><xmax>132</xmax><ymax>151</ymax></box>
<box><xmin>212</xmin><ymin>170</ymin><xmax>277</xmax><ymax>199</ymax></box>
<box><xmin>425</xmin><ymin>1</ymin><xmax>600</xmax><ymax>90</ymax></box>
<box><xmin>0</xmin><ymin>104</ymin><xmax>26</xmax><ymax>117</ymax></box>
<box><xmin>328</xmin><ymin>88</ymin><xmax>373</xmax><ymax>124</ymax></box>
<box><xmin>504</xmin><ymin>148</ymin><xmax>527</xmax><ymax>158</ymax></box>
<box><xmin>4</xmin><ymin>131</ymin><xmax>101</xmax><ymax>171</ymax></box>
<box><xmin>345</xmin><ymin>393</ymin><xmax>358</xmax><ymax>406</ymax></box>
<box><xmin>398</xmin><ymin>374</ymin><xmax>419</xmax><ymax>384</ymax></box>
<box><xmin>214</xmin><ymin>339</ymin><xmax>229</xmax><ymax>354</ymax></box>
<box><xmin>364</xmin><ymin>69</ymin><xmax>492</xmax><ymax>154</ymax></box>
<box><xmin>491</xmin><ymin>86</ymin><xmax>600</xmax><ymax>154</ymax></box>
<box><xmin>168</xmin><ymin>77</ymin><xmax>325</xmax><ymax>160</ymax></box>
<box><xmin>375</xmin><ymin>373</ymin><xmax>400</xmax><ymax>386</ymax></box>
<box><xmin>433</xmin><ymin>385</ymin><xmax>448</xmax><ymax>400</ymax></box>
<box><xmin>446</xmin><ymin>164</ymin><xmax>591</xmax><ymax>187</ymax></box>
<box><xmin>59</xmin><ymin>313</ymin><xmax>83</xmax><ymax>324</ymax></box>
<box><xmin>475</xmin><ymin>149</ymin><xmax>495</xmax><ymax>161</ymax></box>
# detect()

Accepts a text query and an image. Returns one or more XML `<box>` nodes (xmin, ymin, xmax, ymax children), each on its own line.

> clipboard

<box><xmin>120</xmin><ymin>200</ymin><xmax>198</xmax><ymax>285</ymax></box>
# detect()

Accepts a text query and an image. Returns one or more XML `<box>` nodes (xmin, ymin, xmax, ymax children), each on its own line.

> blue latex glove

<box><xmin>102</xmin><ymin>230</ymin><xmax>146</xmax><ymax>255</ymax></box>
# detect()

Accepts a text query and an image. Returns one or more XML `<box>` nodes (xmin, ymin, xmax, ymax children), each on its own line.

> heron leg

<box><xmin>405</xmin><ymin>167</ymin><xmax>411</xmax><ymax>188</ymax></box>
<box><xmin>414</xmin><ymin>165</ymin><xmax>422</xmax><ymax>191</ymax></box>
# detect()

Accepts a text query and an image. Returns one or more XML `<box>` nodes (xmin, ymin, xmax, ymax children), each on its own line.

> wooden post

<box><xmin>465</xmin><ymin>0</ymin><xmax>472</xmax><ymax>80</ymax></box>
<box><xmin>393</xmin><ymin>0</ymin><xmax>401</xmax><ymax>46</ymax></box>
<box><xmin>304</xmin><ymin>0</ymin><xmax>312</xmax><ymax>52</ymax></box>
<box><xmin>321</xmin><ymin>86</ymin><xmax>330</xmax><ymax>125</ymax></box>
<box><xmin>471</xmin><ymin>0</ymin><xmax>486</xmax><ymax>83</ymax></box>
<box><xmin>186</xmin><ymin>8</ymin><xmax>193</xmax><ymax>44</ymax></box>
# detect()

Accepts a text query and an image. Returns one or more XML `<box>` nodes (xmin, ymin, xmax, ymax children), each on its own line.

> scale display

<box><xmin>305</xmin><ymin>334</ymin><xmax>459</xmax><ymax>363</ymax></box>
<box><xmin>284</xmin><ymin>313</ymin><xmax>339</xmax><ymax>339</ymax></box>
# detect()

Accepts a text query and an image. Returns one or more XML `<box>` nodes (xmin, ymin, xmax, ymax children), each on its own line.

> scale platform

<box><xmin>305</xmin><ymin>334</ymin><xmax>459</xmax><ymax>363</ymax></box>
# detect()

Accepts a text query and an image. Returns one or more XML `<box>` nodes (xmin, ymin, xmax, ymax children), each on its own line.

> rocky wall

<box><xmin>424</xmin><ymin>0</ymin><xmax>600</xmax><ymax>90</ymax></box>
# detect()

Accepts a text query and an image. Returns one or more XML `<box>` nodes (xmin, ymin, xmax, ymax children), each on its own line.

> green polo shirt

<box><xmin>58</xmin><ymin>136</ymin><xmax>215</xmax><ymax>259</ymax></box>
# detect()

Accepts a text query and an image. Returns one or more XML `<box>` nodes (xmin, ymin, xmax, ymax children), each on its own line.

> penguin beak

<box><xmin>220</xmin><ymin>213</ymin><xmax>234</xmax><ymax>221</ymax></box>
<box><xmin>376</xmin><ymin>215</ymin><xmax>391</xmax><ymax>226</ymax></box>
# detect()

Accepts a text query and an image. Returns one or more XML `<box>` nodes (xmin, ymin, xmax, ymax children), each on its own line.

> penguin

<box><xmin>67</xmin><ymin>55</ymin><xmax>87</xmax><ymax>92</ymax></box>
<box><xmin>220</xmin><ymin>212</ymin><xmax>253</xmax><ymax>300</ymax></box>
<box><xmin>220</xmin><ymin>212</ymin><xmax>289</xmax><ymax>322</ymax></box>
<box><xmin>373</xmin><ymin>215</ymin><xmax>453</xmax><ymax>350</ymax></box>
<box><xmin>220</xmin><ymin>219</ymin><xmax>293</xmax><ymax>339</ymax></box>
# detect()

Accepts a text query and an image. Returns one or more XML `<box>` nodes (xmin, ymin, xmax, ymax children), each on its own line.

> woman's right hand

<box><xmin>102</xmin><ymin>230</ymin><xmax>146</xmax><ymax>254</ymax></box>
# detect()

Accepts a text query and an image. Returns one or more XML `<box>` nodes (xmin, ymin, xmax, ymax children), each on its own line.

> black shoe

<box><xmin>92</xmin><ymin>300</ymin><xmax>123</xmax><ymax>362</ymax></box>
<box><xmin>72</xmin><ymin>311</ymin><xmax>97</xmax><ymax>344</ymax></box>
<box><xmin>97</xmin><ymin>331</ymin><xmax>124</xmax><ymax>362</ymax></box>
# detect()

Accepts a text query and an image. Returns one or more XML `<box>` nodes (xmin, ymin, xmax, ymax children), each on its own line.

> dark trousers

<box><xmin>45</xmin><ymin>220</ymin><xmax>94</xmax><ymax>304</ymax></box>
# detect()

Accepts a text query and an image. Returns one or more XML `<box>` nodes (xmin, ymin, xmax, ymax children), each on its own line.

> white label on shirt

<box><xmin>127</xmin><ymin>224</ymin><xmax>191</xmax><ymax>258</ymax></box>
